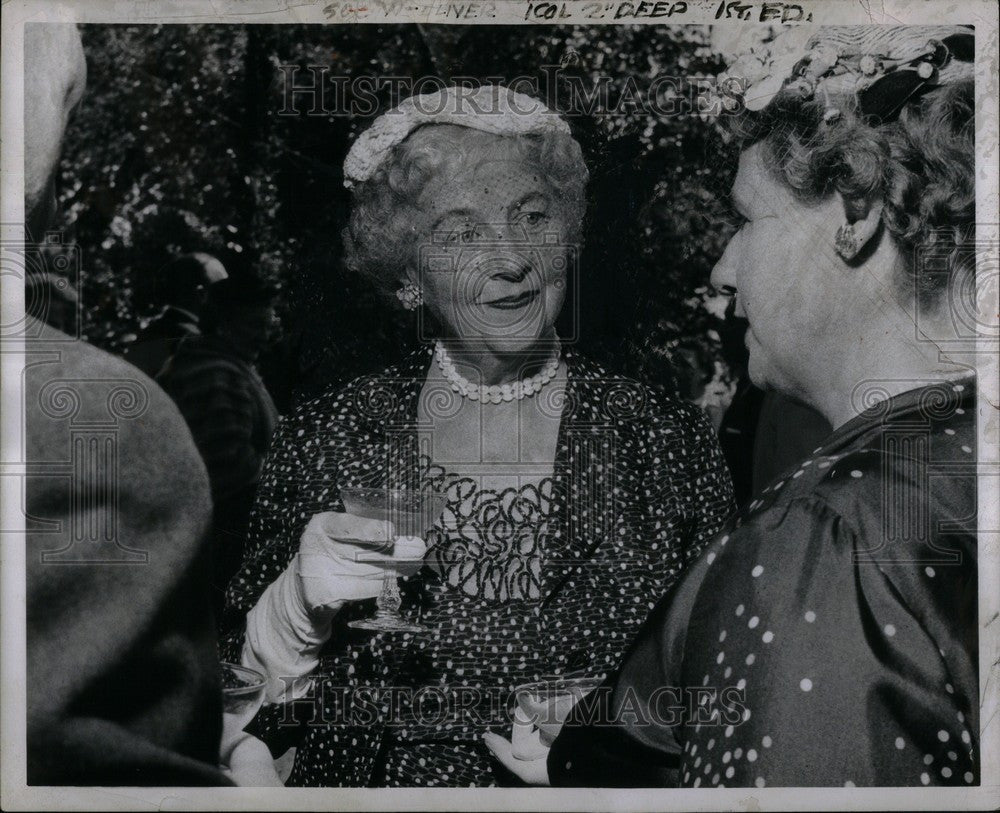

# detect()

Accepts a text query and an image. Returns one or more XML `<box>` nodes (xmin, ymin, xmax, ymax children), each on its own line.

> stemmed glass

<box><xmin>510</xmin><ymin>674</ymin><xmax>604</xmax><ymax>760</ymax></box>
<box><xmin>220</xmin><ymin>662</ymin><xmax>267</xmax><ymax>738</ymax></box>
<box><xmin>340</xmin><ymin>485</ymin><xmax>447</xmax><ymax>633</ymax></box>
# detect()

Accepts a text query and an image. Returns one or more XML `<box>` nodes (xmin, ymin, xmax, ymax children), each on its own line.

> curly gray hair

<box><xmin>342</xmin><ymin>123</ymin><xmax>589</xmax><ymax>300</ymax></box>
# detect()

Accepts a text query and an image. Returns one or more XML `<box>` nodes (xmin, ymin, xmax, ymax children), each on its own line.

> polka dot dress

<box><xmin>220</xmin><ymin>347</ymin><xmax>735</xmax><ymax>786</ymax></box>
<box><xmin>551</xmin><ymin>379</ymin><xmax>980</xmax><ymax>788</ymax></box>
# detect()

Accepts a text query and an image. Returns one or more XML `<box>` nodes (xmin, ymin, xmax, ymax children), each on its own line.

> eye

<box><xmin>446</xmin><ymin>225</ymin><xmax>477</xmax><ymax>244</ymax></box>
<box><xmin>514</xmin><ymin>209</ymin><xmax>549</xmax><ymax>232</ymax></box>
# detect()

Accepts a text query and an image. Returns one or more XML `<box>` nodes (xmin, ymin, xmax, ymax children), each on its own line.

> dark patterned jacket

<box><xmin>550</xmin><ymin>380</ymin><xmax>979</xmax><ymax>788</ymax></box>
<box><xmin>222</xmin><ymin>347</ymin><xmax>735</xmax><ymax>786</ymax></box>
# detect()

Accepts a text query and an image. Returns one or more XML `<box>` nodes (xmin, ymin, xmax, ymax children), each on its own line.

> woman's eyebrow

<box><xmin>509</xmin><ymin>191</ymin><xmax>549</xmax><ymax>213</ymax></box>
<box><xmin>430</xmin><ymin>208</ymin><xmax>476</xmax><ymax>232</ymax></box>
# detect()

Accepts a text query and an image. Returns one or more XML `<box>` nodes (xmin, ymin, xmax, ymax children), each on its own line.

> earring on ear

<box><xmin>834</xmin><ymin>223</ymin><xmax>860</xmax><ymax>260</ymax></box>
<box><xmin>396</xmin><ymin>282</ymin><xmax>423</xmax><ymax>310</ymax></box>
<box><xmin>835</xmin><ymin>200</ymin><xmax>884</xmax><ymax>263</ymax></box>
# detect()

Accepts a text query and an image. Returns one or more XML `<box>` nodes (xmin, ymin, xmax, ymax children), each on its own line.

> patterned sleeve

<box><xmin>678</xmin><ymin>490</ymin><xmax>979</xmax><ymax>788</ymax></box>
<box><xmin>644</xmin><ymin>392</ymin><xmax>736</xmax><ymax>570</ymax></box>
<box><xmin>219</xmin><ymin>403</ymin><xmax>338</xmax><ymax>757</ymax></box>
<box><xmin>219</xmin><ymin>403</ymin><xmax>314</xmax><ymax>655</ymax></box>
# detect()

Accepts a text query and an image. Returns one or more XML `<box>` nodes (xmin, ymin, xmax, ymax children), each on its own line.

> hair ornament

<box><xmin>342</xmin><ymin>84</ymin><xmax>572</xmax><ymax>190</ymax></box>
<box><xmin>712</xmin><ymin>25</ymin><xmax>974</xmax><ymax>119</ymax></box>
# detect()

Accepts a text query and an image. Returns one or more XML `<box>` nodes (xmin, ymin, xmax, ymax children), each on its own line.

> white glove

<box><xmin>296</xmin><ymin>511</ymin><xmax>426</xmax><ymax>611</ymax></box>
<box><xmin>483</xmin><ymin>689</ymin><xmax>573</xmax><ymax>786</ymax></box>
<box><xmin>483</xmin><ymin>729</ymin><xmax>551</xmax><ymax>786</ymax></box>
<box><xmin>242</xmin><ymin>511</ymin><xmax>427</xmax><ymax>703</ymax></box>
<box><xmin>220</xmin><ymin>730</ymin><xmax>284</xmax><ymax>787</ymax></box>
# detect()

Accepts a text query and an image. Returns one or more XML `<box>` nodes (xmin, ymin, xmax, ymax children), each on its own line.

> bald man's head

<box><xmin>24</xmin><ymin>24</ymin><xmax>86</xmax><ymax>238</ymax></box>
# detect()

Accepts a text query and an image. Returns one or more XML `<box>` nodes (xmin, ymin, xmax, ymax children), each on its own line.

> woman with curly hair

<box><xmin>221</xmin><ymin>84</ymin><xmax>734</xmax><ymax>786</ymax></box>
<box><xmin>498</xmin><ymin>25</ymin><xmax>980</xmax><ymax>788</ymax></box>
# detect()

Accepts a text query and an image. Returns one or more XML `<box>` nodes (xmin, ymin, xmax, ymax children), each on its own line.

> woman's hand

<box><xmin>483</xmin><ymin>690</ymin><xmax>560</xmax><ymax>786</ymax></box>
<box><xmin>483</xmin><ymin>729</ymin><xmax>551</xmax><ymax>786</ymax></box>
<box><xmin>241</xmin><ymin>510</ymin><xmax>428</xmax><ymax>705</ymax></box>
<box><xmin>219</xmin><ymin>730</ymin><xmax>284</xmax><ymax>786</ymax></box>
<box><xmin>295</xmin><ymin>511</ymin><xmax>427</xmax><ymax>616</ymax></box>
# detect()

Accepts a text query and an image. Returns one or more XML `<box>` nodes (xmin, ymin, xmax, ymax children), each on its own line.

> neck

<box><xmin>441</xmin><ymin>334</ymin><xmax>559</xmax><ymax>386</ymax></box>
<box><xmin>800</xmin><ymin>309</ymin><xmax>971</xmax><ymax>429</ymax></box>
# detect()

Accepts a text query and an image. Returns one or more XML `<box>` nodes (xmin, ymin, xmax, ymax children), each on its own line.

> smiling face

<box><xmin>406</xmin><ymin>129</ymin><xmax>577</xmax><ymax>356</ymax></box>
<box><xmin>710</xmin><ymin>143</ymin><xmax>850</xmax><ymax>398</ymax></box>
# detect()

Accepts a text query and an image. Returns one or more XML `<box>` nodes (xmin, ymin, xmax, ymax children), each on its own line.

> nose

<box><xmin>711</xmin><ymin>233</ymin><xmax>746</xmax><ymax>318</ymax></box>
<box><xmin>710</xmin><ymin>233</ymin><xmax>739</xmax><ymax>289</ymax></box>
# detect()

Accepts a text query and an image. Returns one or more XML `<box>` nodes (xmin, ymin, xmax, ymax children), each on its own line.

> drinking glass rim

<box><xmin>514</xmin><ymin>675</ymin><xmax>605</xmax><ymax>697</ymax></box>
<box><xmin>220</xmin><ymin>662</ymin><xmax>266</xmax><ymax>698</ymax></box>
<box><xmin>339</xmin><ymin>485</ymin><xmax>446</xmax><ymax>504</ymax></box>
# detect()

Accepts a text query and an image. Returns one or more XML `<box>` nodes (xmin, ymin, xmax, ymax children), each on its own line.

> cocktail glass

<box><xmin>510</xmin><ymin>675</ymin><xmax>604</xmax><ymax>760</ymax></box>
<box><xmin>340</xmin><ymin>486</ymin><xmax>446</xmax><ymax>634</ymax></box>
<box><xmin>220</xmin><ymin>662</ymin><xmax>266</xmax><ymax>737</ymax></box>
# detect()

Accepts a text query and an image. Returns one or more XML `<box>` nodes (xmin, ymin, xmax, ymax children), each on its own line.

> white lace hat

<box><xmin>342</xmin><ymin>83</ymin><xmax>572</xmax><ymax>189</ymax></box>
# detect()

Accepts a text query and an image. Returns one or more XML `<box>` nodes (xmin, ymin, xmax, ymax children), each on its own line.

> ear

<box><xmin>833</xmin><ymin>193</ymin><xmax>884</xmax><ymax>263</ymax></box>
<box><xmin>401</xmin><ymin>265</ymin><xmax>418</xmax><ymax>287</ymax></box>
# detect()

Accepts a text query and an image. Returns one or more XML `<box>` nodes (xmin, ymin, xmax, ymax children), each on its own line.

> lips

<box><xmin>481</xmin><ymin>289</ymin><xmax>540</xmax><ymax>309</ymax></box>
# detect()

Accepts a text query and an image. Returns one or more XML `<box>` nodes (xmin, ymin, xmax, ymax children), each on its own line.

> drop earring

<box><xmin>396</xmin><ymin>282</ymin><xmax>423</xmax><ymax>310</ymax></box>
<box><xmin>834</xmin><ymin>223</ymin><xmax>860</xmax><ymax>261</ymax></box>
<box><xmin>835</xmin><ymin>203</ymin><xmax>883</xmax><ymax>263</ymax></box>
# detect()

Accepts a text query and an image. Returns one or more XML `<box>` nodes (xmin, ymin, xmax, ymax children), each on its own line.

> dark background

<box><xmin>57</xmin><ymin>24</ymin><xmax>740</xmax><ymax>413</ymax></box>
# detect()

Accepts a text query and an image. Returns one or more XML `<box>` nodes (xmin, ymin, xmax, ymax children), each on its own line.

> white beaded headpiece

<box><xmin>713</xmin><ymin>24</ymin><xmax>974</xmax><ymax>118</ymax></box>
<box><xmin>342</xmin><ymin>84</ymin><xmax>572</xmax><ymax>189</ymax></box>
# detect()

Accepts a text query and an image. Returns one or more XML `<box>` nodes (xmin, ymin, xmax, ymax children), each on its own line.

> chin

<box><xmin>474</xmin><ymin>332</ymin><xmax>553</xmax><ymax>358</ymax></box>
<box><xmin>451</xmin><ymin>308</ymin><xmax>557</xmax><ymax>355</ymax></box>
<box><xmin>746</xmin><ymin>353</ymin><xmax>772</xmax><ymax>391</ymax></box>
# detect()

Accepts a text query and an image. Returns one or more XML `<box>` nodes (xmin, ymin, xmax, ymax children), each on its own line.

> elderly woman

<box><xmin>221</xmin><ymin>84</ymin><xmax>734</xmax><ymax>787</ymax></box>
<box><xmin>502</xmin><ymin>26</ymin><xmax>980</xmax><ymax>788</ymax></box>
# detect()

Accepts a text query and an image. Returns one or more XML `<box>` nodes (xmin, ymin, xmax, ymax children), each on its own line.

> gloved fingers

<box><xmin>297</xmin><ymin>551</ymin><xmax>392</xmax><ymax>579</ymax></box>
<box><xmin>511</xmin><ymin>707</ymin><xmax>550</xmax><ymax>760</ymax></box>
<box><xmin>483</xmin><ymin>731</ymin><xmax>551</xmax><ymax>785</ymax></box>
<box><xmin>301</xmin><ymin>532</ymin><xmax>427</xmax><ymax>566</ymax></box>
<box><xmin>320</xmin><ymin>511</ymin><xmax>396</xmax><ymax>544</ymax></box>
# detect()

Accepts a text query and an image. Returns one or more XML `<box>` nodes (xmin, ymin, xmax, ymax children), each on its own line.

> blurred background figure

<box><xmin>24</xmin><ymin>270</ymin><xmax>78</xmax><ymax>334</ymax></box>
<box><xmin>124</xmin><ymin>251</ymin><xmax>229</xmax><ymax>378</ymax></box>
<box><xmin>156</xmin><ymin>273</ymin><xmax>280</xmax><ymax>618</ymax></box>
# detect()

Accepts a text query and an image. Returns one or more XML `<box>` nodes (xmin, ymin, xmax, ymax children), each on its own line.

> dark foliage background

<box><xmin>58</xmin><ymin>24</ymin><xmax>740</xmax><ymax>413</ymax></box>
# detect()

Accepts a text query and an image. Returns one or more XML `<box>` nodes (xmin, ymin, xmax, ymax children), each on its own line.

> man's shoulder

<box><xmin>162</xmin><ymin>338</ymin><xmax>253</xmax><ymax>383</ymax></box>
<box><xmin>25</xmin><ymin>328</ymin><xmax>210</xmax><ymax>514</ymax></box>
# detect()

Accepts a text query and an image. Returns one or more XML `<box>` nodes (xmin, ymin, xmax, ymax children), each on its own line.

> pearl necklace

<box><xmin>434</xmin><ymin>339</ymin><xmax>561</xmax><ymax>403</ymax></box>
